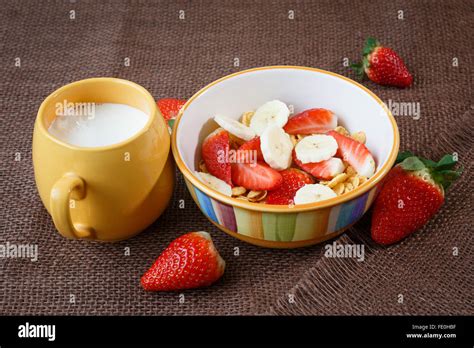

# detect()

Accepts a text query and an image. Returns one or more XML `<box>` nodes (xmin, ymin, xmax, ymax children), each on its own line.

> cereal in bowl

<box><xmin>195</xmin><ymin>100</ymin><xmax>376</xmax><ymax>205</ymax></box>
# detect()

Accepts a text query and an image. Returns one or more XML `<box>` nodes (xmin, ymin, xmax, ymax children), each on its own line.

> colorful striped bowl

<box><xmin>172</xmin><ymin>66</ymin><xmax>399</xmax><ymax>248</ymax></box>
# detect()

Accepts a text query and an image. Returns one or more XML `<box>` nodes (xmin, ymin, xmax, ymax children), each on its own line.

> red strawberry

<box><xmin>293</xmin><ymin>151</ymin><xmax>345</xmax><ymax>180</ymax></box>
<box><xmin>284</xmin><ymin>108</ymin><xmax>337</xmax><ymax>135</ymax></box>
<box><xmin>201</xmin><ymin>128</ymin><xmax>232</xmax><ymax>185</ymax></box>
<box><xmin>352</xmin><ymin>37</ymin><xmax>413</xmax><ymax>88</ymax></box>
<box><xmin>266</xmin><ymin>168</ymin><xmax>314</xmax><ymax>205</ymax></box>
<box><xmin>237</xmin><ymin>137</ymin><xmax>264</xmax><ymax>162</ymax></box>
<box><xmin>231</xmin><ymin>162</ymin><xmax>282</xmax><ymax>191</ymax></box>
<box><xmin>141</xmin><ymin>231</ymin><xmax>225</xmax><ymax>291</ymax></box>
<box><xmin>157</xmin><ymin>98</ymin><xmax>186</xmax><ymax>120</ymax></box>
<box><xmin>371</xmin><ymin>152</ymin><xmax>461</xmax><ymax>245</ymax></box>
<box><xmin>327</xmin><ymin>130</ymin><xmax>375</xmax><ymax>178</ymax></box>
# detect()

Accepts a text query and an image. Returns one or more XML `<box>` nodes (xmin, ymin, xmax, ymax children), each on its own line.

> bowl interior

<box><xmin>176</xmin><ymin>67</ymin><xmax>395</xmax><ymax>186</ymax></box>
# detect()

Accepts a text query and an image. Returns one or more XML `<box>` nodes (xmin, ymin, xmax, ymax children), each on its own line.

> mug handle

<box><xmin>50</xmin><ymin>173</ymin><xmax>94</xmax><ymax>239</ymax></box>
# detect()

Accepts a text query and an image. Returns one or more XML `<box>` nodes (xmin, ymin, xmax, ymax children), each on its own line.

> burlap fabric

<box><xmin>0</xmin><ymin>0</ymin><xmax>472</xmax><ymax>315</ymax></box>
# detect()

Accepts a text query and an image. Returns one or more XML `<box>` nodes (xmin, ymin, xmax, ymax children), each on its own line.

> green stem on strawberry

<box><xmin>351</xmin><ymin>37</ymin><xmax>379</xmax><ymax>79</ymax></box>
<box><xmin>395</xmin><ymin>151</ymin><xmax>462</xmax><ymax>191</ymax></box>
<box><xmin>362</xmin><ymin>37</ymin><xmax>379</xmax><ymax>55</ymax></box>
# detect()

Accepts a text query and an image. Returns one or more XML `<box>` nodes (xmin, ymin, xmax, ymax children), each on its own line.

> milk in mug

<box><xmin>48</xmin><ymin>103</ymin><xmax>149</xmax><ymax>147</ymax></box>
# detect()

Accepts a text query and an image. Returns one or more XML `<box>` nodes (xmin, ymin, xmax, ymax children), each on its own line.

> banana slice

<box><xmin>260</xmin><ymin>125</ymin><xmax>293</xmax><ymax>170</ymax></box>
<box><xmin>295</xmin><ymin>134</ymin><xmax>338</xmax><ymax>164</ymax></box>
<box><xmin>294</xmin><ymin>184</ymin><xmax>337</xmax><ymax>204</ymax></box>
<box><xmin>249</xmin><ymin>100</ymin><xmax>290</xmax><ymax>135</ymax></box>
<box><xmin>214</xmin><ymin>115</ymin><xmax>256</xmax><ymax>141</ymax></box>
<box><xmin>195</xmin><ymin>171</ymin><xmax>232</xmax><ymax>196</ymax></box>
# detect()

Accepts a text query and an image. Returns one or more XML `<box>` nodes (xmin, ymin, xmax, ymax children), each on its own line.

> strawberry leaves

<box><xmin>363</xmin><ymin>37</ymin><xmax>379</xmax><ymax>55</ymax></box>
<box><xmin>400</xmin><ymin>156</ymin><xmax>425</xmax><ymax>171</ymax></box>
<box><xmin>436</xmin><ymin>155</ymin><xmax>458</xmax><ymax>170</ymax></box>
<box><xmin>351</xmin><ymin>37</ymin><xmax>379</xmax><ymax>79</ymax></box>
<box><xmin>432</xmin><ymin>170</ymin><xmax>461</xmax><ymax>190</ymax></box>
<box><xmin>396</xmin><ymin>150</ymin><xmax>415</xmax><ymax>163</ymax></box>
<box><xmin>396</xmin><ymin>151</ymin><xmax>462</xmax><ymax>191</ymax></box>
<box><xmin>350</xmin><ymin>62</ymin><xmax>365</xmax><ymax>78</ymax></box>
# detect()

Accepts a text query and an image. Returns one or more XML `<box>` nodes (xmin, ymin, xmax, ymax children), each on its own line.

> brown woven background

<box><xmin>0</xmin><ymin>0</ymin><xmax>472</xmax><ymax>315</ymax></box>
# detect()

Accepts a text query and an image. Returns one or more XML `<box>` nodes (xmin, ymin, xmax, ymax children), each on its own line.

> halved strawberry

<box><xmin>283</xmin><ymin>108</ymin><xmax>337</xmax><ymax>135</ymax></box>
<box><xmin>327</xmin><ymin>130</ymin><xmax>375</xmax><ymax>178</ymax></box>
<box><xmin>231</xmin><ymin>162</ymin><xmax>282</xmax><ymax>191</ymax></box>
<box><xmin>157</xmin><ymin>98</ymin><xmax>186</xmax><ymax>120</ymax></box>
<box><xmin>202</xmin><ymin>129</ymin><xmax>232</xmax><ymax>185</ymax></box>
<box><xmin>237</xmin><ymin>137</ymin><xmax>264</xmax><ymax>162</ymax></box>
<box><xmin>293</xmin><ymin>151</ymin><xmax>345</xmax><ymax>180</ymax></box>
<box><xmin>266</xmin><ymin>168</ymin><xmax>314</xmax><ymax>205</ymax></box>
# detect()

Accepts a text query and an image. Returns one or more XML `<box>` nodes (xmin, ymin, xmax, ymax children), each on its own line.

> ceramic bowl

<box><xmin>171</xmin><ymin>66</ymin><xmax>399</xmax><ymax>248</ymax></box>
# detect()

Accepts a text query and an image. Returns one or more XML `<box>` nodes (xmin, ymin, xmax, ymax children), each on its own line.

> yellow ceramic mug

<box><xmin>33</xmin><ymin>78</ymin><xmax>174</xmax><ymax>241</ymax></box>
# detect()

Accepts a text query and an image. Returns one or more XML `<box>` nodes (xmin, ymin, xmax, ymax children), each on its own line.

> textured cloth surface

<box><xmin>0</xmin><ymin>0</ymin><xmax>472</xmax><ymax>315</ymax></box>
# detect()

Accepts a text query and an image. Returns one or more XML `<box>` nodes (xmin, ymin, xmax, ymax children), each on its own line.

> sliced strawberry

<box><xmin>231</xmin><ymin>162</ymin><xmax>282</xmax><ymax>191</ymax></box>
<box><xmin>141</xmin><ymin>231</ymin><xmax>225</xmax><ymax>291</ymax></box>
<box><xmin>293</xmin><ymin>151</ymin><xmax>345</xmax><ymax>180</ymax></box>
<box><xmin>327</xmin><ymin>130</ymin><xmax>375</xmax><ymax>178</ymax></box>
<box><xmin>157</xmin><ymin>98</ymin><xmax>186</xmax><ymax>120</ymax></box>
<box><xmin>283</xmin><ymin>108</ymin><xmax>337</xmax><ymax>135</ymax></box>
<box><xmin>202</xmin><ymin>129</ymin><xmax>232</xmax><ymax>185</ymax></box>
<box><xmin>237</xmin><ymin>137</ymin><xmax>264</xmax><ymax>163</ymax></box>
<box><xmin>266</xmin><ymin>168</ymin><xmax>314</xmax><ymax>205</ymax></box>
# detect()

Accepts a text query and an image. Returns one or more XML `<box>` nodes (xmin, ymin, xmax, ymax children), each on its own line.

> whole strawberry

<box><xmin>352</xmin><ymin>37</ymin><xmax>413</xmax><ymax>88</ymax></box>
<box><xmin>141</xmin><ymin>232</ymin><xmax>225</xmax><ymax>291</ymax></box>
<box><xmin>371</xmin><ymin>152</ymin><xmax>461</xmax><ymax>245</ymax></box>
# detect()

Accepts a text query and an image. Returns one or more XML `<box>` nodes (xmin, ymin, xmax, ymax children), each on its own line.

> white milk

<box><xmin>48</xmin><ymin>103</ymin><xmax>149</xmax><ymax>147</ymax></box>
